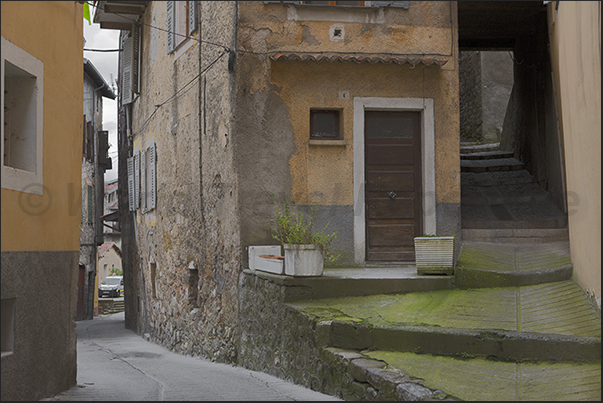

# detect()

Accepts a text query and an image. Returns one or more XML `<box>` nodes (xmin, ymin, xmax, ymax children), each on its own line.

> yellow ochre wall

<box><xmin>547</xmin><ymin>1</ymin><xmax>601</xmax><ymax>303</ymax></box>
<box><xmin>1</xmin><ymin>1</ymin><xmax>84</xmax><ymax>252</ymax></box>
<box><xmin>239</xmin><ymin>1</ymin><xmax>459</xmax><ymax>206</ymax></box>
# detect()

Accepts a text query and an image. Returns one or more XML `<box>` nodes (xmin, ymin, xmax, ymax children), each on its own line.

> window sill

<box><xmin>308</xmin><ymin>139</ymin><xmax>347</xmax><ymax>146</ymax></box>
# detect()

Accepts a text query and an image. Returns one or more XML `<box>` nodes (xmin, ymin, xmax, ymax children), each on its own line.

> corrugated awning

<box><xmin>270</xmin><ymin>53</ymin><xmax>448</xmax><ymax>67</ymax></box>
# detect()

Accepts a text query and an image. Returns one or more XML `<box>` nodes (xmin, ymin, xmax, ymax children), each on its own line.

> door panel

<box><xmin>365</xmin><ymin>111</ymin><xmax>422</xmax><ymax>262</ymax></box>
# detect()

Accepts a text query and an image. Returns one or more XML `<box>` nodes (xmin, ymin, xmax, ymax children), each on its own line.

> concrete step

<box><xmin>248</xmin><ymin>268</ymin><xmax>453</xmax><ymax>302</ymax></box>
<box><xmin>461</xmin><ymin>195</ymin><xmax>568</xmax><ymax>229</ymax></box>
<box><xmin>293</xmin><ymin>281</ymin><xmax>601</xmax><ymax>363</ymax></box>
<box><xmin>363</xmin><ymin>350</ymin><xmax>601</xmax><ymax>401</ymax></box>
<box><xmin>461</xmin><ymin>183</ymin><xmax>550</xmax><ymax>205</ymax></box>
<box><xmin>461</xmin><ymin>157</ymin><xmax>525</xmax><ymax>173</ymax></box>
<box><xmin>460</xmin><ymin>150</ymin><xmax>514</xmax><ymax>160</ymax></box>
<box><xmin>455</xmin><ymin>241</ymin><xmax>573</xmax><ymax>288</ymax></box>
<box><xmin>461</xmin><ymin>170</ymin><xmax>536</xmax><ymax>187</ymax></box>
<box><xmin>460</xmin><ymin>142</ymin><xmax>501</xmax><ymax>154</ymax></box>
<box><xmin>462</xmin><ymin>228</ymin><xmax>569</xmax><ymax>243</ymax></box>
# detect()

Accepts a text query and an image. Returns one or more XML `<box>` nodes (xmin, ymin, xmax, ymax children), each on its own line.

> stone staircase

<box><xmin>240</xmin><ymin>144</ymin><xmax>599</xmax><ymax>401</ymax></box>
<box><xmin>460</xmin><ymin>144</ymin><xmax>568</xmax><ymax>235</ymax></box>
<box><xmin>98</xmin><ymin>297</ymin><xmax>125</xmax><ymax>315</ymax></box>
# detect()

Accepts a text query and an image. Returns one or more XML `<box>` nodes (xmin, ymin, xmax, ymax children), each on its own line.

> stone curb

<box><xmin>325</xmin><ymin>348</ymin><xmax>457</xmax><ymax>401</ymax></box>
<box><xmin>326</xmin><ymin>320</ymin><xmax>601</xmax><ymax>363</ymax></box>
<box><xmin>454</xmin><ymin>264</ymin><xmax>573</xmax><ymax>288</ymax></box>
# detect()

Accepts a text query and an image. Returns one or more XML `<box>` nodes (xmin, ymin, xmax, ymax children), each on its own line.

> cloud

<box><xmin>84</xmin><ymin>22</ymin><xmax>120</xmax><ymax>182</ymax></box>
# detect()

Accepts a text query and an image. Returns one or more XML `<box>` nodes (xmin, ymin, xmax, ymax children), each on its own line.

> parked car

<box><xmin>98</xmin><ymin>276</ymin><xmax>123</xmax><ymax>298</ymax></box>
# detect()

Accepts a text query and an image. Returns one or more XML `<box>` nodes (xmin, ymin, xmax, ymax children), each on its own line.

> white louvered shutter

<box><xmin>127</xmin><ymin>156</ymin><xmax>135</xmax><ymax>211</ymax></box>
<box><xmin>122</xmin><ymin>34</ymin><xmax>133</xmax><ymax>104</ymax></box>
<box><xmin>132</xmin><ymin>22</ymin><xmax>141</xmax><ymax>94</ymax></box>
<box><xmin>167</xmin><ymin>1</ymin><xmax>175</xmax><ymax>53</ymax></box>
<box><xmin>188</xmin><ymin>1</ymin><xmax>198</xmax><ymax>35</ymax></box>
<box><xmin>149</xmin><ymin>143</ymin><xmax>156</xmax><ymax>210</ymax></box>
<box><xmin>134</xmin><ymin>150</ymin><xmax>140</xmax><ymax>209</ymax></box>
<box><xmin>141</xmin><ymin>149</ymin><xmax>147</xmax><ymax>212</ymax></box>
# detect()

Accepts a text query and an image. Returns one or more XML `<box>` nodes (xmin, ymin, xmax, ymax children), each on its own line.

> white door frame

<box><xmin>353</xmin><ymin>97</ymin><xmax>436</xmax><ymax>264</ymax></box>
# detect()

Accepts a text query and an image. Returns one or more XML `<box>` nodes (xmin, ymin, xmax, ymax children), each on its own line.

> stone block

<box><xmin>349</xmin><ymin>358</ymin><xmax>386</xmax><ymax>383</ymax></box>
<box><xmin>396</xmin><ymin>382</ymin><xmax>434</xmax><ymax>401</ymax></box>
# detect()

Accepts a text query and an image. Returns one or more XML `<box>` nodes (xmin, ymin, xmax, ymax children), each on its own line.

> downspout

<box><xmin>198</xmin><ymin>1</ymin><xmax>206</xmax><ymax>246</ymax></box>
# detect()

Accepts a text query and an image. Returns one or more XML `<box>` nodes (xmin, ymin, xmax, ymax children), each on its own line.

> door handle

<box><xmin>388</xmin><ymin>191</ymin><xmax>397</xmax><ymax>199</ymax></box>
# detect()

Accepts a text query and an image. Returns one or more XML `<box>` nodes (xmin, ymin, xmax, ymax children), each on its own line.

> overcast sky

<box><xmin>83</xmin><ymin>20</ymin><xmax>120</xmax><ymax>182</ymax></box>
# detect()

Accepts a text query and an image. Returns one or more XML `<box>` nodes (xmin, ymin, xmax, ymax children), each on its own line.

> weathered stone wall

<box><xmin>125</xmin><ymin>1</ymin><xmax>241</xmax><ymax>362</ymax></box>
<box><xmin>459</xmin><ymin>50</ymin><xmax>483</xmax><ymax>143</ymax></box>
<box><xmin>237</xmin><ymin>270</ymin><xmax>453</xmax><ymax>401</ymax></box>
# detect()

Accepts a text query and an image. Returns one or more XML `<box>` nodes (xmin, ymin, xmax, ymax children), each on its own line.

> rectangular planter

<box><xmin>248</xmin><ymin>245</ymin><xmax>284</xmax><ymax>274</ymax></box>
<box><xmin>414</xmin><ymin>236</ymin><xmax>455</xmax><ymax>275</ymax></box>
<box><xmin>284</xmin><ymin>244</ymin><xmax>324</xmax><ymax>277</ymax></box>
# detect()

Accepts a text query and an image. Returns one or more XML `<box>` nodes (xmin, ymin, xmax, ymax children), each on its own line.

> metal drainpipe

<box><xmin>198</xmin><ymin>1</ymin><xmax>206</xmax><ymax>246</ymax></box>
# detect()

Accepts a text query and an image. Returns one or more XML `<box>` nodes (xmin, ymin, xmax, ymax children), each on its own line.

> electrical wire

<box><xmin>85</xmin><ymin>1</ymin><xmax>230</xmax><ymax>52</ymax></box>
<box><xmin>84</xmin><ymin>48</ymin><xmax>123</xmax><ymax>52</ymax></box>
<box><xmin>86</xmin><ymin>0</ymin><xmax>454</xmax><ymax>58</ymax></box>
<box><xmin>132</xmin><ymin>50</ymin><xmax>228</xmax><ymax>137</ymax></box>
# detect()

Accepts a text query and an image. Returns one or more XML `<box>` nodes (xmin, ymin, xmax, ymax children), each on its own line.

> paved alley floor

<box><xmin>42</xmin><ymin>312</ymin><xmax>339</xmax><ymax>401</ymax></box>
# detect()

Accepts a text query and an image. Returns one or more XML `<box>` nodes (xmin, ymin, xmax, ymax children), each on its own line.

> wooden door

<box><xmin>365</xmin><ymin>111</ymin><xmax>422</xmax><ymax>261</ymax></box>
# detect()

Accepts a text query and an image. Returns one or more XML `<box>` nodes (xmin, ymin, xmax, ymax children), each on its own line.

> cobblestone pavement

<box><xmin>42</xmin><ymin>312</ymin><xmax>340</xmax><ymax>401</ymax></box>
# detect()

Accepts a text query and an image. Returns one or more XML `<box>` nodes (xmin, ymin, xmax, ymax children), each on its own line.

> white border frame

<box><xmin>1</xmin><ymin>37</ymin><xmax>44</xmax><ymax>195</ymax></box>
<box><xmin>353</xmin><ymin>97</ymin><xmax>436</xmax><ymax>264</ymax></box>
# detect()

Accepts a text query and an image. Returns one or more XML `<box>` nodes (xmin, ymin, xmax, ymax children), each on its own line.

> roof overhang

<box><xmin>84</xmin><ymin>58</ymin><xmax>116</xmax><ymax>99</ymax></box>
<box><xmin>270</xmin><ymin>53</ymin><xmax>448</xmax><ymax>67</ymax></box>
<box><xmin>101</xmin><ymin>211</ymin><xmax>119</xmax><ymax>222</ymax></box>
<box><xmin>92</xmin><ymin>1</ymin><xmax>149</xmax><ymax>30</ymax></box>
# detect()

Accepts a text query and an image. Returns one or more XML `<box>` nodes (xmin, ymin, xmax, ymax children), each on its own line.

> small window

<box><xmin>1</xmin><ymin>298</ymin><xmax>15</xmax><ymax>357</ymax></box>
<box><xmin>167</xmin><ymin>1</ymin><xmax>198</xmax><ymax>54</ymax></box>
<box><xmin>1</xmin><ymin>37</ymin><xmax>44</xmax><ymax>195</ymax></box>
<box><xmin>310</xmin><ymin>109</ymin><xmax>341</xmax><ymax>139</ymax></box>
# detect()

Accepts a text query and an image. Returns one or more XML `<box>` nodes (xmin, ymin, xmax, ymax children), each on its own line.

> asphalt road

<box><xmin>43</xmin><ymin>312</ymin><xmax>340</xmax><ymax>401</ymax></box>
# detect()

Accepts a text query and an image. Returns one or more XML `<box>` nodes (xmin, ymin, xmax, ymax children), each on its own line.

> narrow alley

<box><xmin>43</xmin><ymin>312</ymin><xmax>340</xmax><ymax>401</ymax></box>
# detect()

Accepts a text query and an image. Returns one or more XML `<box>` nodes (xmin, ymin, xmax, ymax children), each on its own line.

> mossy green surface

<box><xmin>292</xmin><ymin>281</ymin><xmax>601</xmax><ymax>337</ymax></box>
<box><xmin>457</xmin><ymin>243</ymin><xmax>572</xmax><ymax>272</ymax></box>
<box><xmin>365</xmin><ymin>351</ymin><xmax>601</xmax><ymax>401</ymax></box>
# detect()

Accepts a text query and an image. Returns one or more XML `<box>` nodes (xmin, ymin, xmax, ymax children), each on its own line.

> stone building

<box><xmin>94</xmin><ymin>0</ymin><xmax>459</xmax><ymax>361</ymax></box>
<box><xmin>78</xmin><ymin>59</ymin><xmax>116</xmax><ymax>320</ymax></box>
<box><xmin>1</xmin><ymin>2</ymin><xmax>84</xmax><ymax>400</ymax></box>
<box><xmin>93</xmin><ymin>0</ymin><xmax>599</xmax><ymax>394</ymax></box>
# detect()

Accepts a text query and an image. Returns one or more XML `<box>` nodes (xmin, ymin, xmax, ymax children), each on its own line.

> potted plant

<box><xmin>271</xmin><ymin>199</ymin><xmax>338</xmax><ymax>277</ymax></box>
<box><xmin>414</xmin><ymin>234</ymin><xmax>456</xmax><ymax>275</ymax></box>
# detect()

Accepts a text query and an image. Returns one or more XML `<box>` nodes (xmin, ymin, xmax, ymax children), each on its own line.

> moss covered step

<box><xmin>455</xmin><ymin>241</ymin><xmax>573</xmax><ymax>288</ymax></box>
<box><xmin>291</xmin><ymin>281</ymin><xmax>601</xmax><ymax>362</ymax></box>
<box><xmin>364</xmin><ymin>350</ymin><xmax>601</xmax><ymax>401</ymax></box>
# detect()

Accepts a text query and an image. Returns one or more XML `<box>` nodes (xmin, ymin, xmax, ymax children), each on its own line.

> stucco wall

<box><xmin>234</xmin><ymin>1</ymin><xmax>459</xmax><ymax>265</ymax></box>
<box><xmin>0</xmin><ymin>3</ymin><xmax>82</xmax><ymax>400</ymax></box>
<box><xmin>547</xmin><ymin>1</ymin><xmax>601</xmax><ymax>307</ymax></box>
<box><xmin>1</xmin><ymin>1</ymin><xmax>83</xmax><ymax>252</ymax></box>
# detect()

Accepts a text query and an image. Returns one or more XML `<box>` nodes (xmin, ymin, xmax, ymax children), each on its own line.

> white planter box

<box><xmin>414</xmin><ymin>236</ymin><xmax>455</xmax><ymax>275</ymax></box>
<box><xmin>248</xmin><ymin>245</ymin><xmax>284</xmax><ymax>274</ymax></box>
<box><xmin>284</xmin><ymin>244</ymin><xmax>324</xmax><ymax>277</ymax></box>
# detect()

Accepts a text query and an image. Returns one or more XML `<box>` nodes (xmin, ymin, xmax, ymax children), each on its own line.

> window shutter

<box><xmin>372</xmin><ymin>1</ymin><xmax>409</xmax><ymax>8</ymax></box>
<box><xmin>127</xmin><ymin>156</ymin><xmax>136</xmax><ymax>211</ymax></box>
<box><xmin>141</xmin><ymin>149</ymin><xmax>147</xmax><ymax>212</ymax></box>
<box><xmin>131</xmin><ymin>22</ymin><xmax>141</xmax><ymax>94</ymax></box>
<box><xmin>122</xmin><ymin>34</ymin><xmax>133</xmax><ymax>104</ymax></box>
<box><xmin>149</xmin><ymin>143</ymin><xmax>156</xmax><ymax>210</ymax></box>
<box><xmin>167</xmin><ymin>1</ymin><xmax>175</xmax><ymax>53</ymax></box>
<box><xmin>188</xmin><ymin>1</ymin><xmax>198</xmax><ymax>35</ymax></box>
<box><xmin>134</xmin><ymin>150</ymin><xmax>140</xmax><ymax>209</ymax></box>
